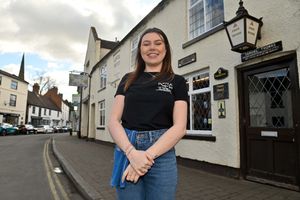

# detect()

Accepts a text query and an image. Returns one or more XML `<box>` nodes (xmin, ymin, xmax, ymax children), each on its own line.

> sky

<box><xmin>0</xmin><ymin>0</ymin><xmax>161</xmax><ymax>101</ymax></box>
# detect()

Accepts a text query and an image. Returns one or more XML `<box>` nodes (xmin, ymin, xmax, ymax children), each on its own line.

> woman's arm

<box><xmin>108</xmin><ymin>95</ymin><xmax>154</xmax><ymax>175</ymax></box>
<box><xmin>146</xmin><ymin>100</ymin><xmax>188</xmax><ymax>159</ymax></box>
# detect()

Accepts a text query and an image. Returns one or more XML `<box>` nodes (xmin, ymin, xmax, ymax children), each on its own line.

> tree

<box><xmin>33</xmin><ymin>75</ymin><xmax>57</xmax><ymax>95</ymax></box>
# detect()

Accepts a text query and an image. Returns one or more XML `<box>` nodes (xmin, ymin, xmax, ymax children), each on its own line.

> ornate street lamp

<box><xmin>224</xmin><ymin>0</ymin><xmax>263</xmax><ymax>53</ymax></box>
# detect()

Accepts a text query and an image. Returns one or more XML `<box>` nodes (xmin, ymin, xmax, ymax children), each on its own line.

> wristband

<box><xmin>125</xmin><ymin>146</ymin><xmax>135</xmax><ymax>156</ymax></box>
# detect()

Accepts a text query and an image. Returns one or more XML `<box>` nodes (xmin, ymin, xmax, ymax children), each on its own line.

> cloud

<box><xmin>0</xmin><ymin>0</ymin><xmax>161</xmax><ymax>100</ymax></box>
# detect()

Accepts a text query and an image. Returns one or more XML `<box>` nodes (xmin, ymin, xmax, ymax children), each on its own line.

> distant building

<box><xmin>0</xmin><ymin>54</ymin><xmax>28</xmax><ymax>125</ymax></box>
<box><xmin>26</xmin><ymin>83</ymin><xmax>61</xmax><ymax>127</ymax></box>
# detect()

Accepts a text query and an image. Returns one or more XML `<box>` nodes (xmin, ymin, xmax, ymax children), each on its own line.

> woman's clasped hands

<box><xmin>122</xmin><ymin>148</ymin><xmax>154</xmax><ymax>183</ymax></box>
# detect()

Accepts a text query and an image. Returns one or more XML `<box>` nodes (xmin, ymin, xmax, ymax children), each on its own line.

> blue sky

<box><xmin>0</xmin><ymin>0</ymin><xmax>161</xmax><ymax>101</ymax></box>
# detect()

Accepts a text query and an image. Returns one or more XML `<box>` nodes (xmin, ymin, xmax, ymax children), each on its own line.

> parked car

<box><xmin>0</xmin><ymin>123</ymin><xmax>19</xmax><ymax>136</ymax></box>
<box><xmin>18</xmin><ymin>124</ymin><xmax>37</xmax><ymax>135</ymax></box>
<box><xmin>36</xmin><ymin>125</ymin><xmax>53</xmax><ymax>134</ymax></box>
<box><xmin>52</xmin><ymin>126</ymin><xmax>63</xmax><ymax>133</ymax></box>
<box><xmin>62</xmin><ymin>126</ymin><xmax>72</xmax><ymax>132</ymax></box>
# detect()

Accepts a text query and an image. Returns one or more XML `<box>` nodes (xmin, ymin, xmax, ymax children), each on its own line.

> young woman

<box><xmin>108</xmin><ymin>27</ymin><xmax>188</xmax><ymax>200</ymax></box>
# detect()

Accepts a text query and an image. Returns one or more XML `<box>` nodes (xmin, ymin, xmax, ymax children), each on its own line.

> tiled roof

<box><xmin>27</xmin><ymin>91</ymin><xmax>61</xmax><ymax>111</ymax></box>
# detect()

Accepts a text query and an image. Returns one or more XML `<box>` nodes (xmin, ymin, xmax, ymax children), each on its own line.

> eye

<box><xmin>142</xmin><ymin>42</ymin><xmax>150</xmax><ymax>46</ymax></box>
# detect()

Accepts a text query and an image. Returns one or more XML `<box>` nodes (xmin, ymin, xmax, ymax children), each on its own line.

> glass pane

<box><xmin>192</xmin><ymin>92</ymin><xmax>212</xmax><ymax>130</ymax></box>
<box><xmin>193</xmin><ymin>73</ymin><xmax>209</xmax><ymax>90</ymax></box>
<box><xmin>248</xmin><ymin>68</ymin><xmax>293</xmax><ymax>128</ymax></box>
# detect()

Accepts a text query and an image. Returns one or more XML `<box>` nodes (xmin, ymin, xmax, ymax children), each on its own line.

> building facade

<box><xmin>81</xmin><ymin>0</ymin><xmax>300</xmax><ymax>190</ymax></box>
<box><xmin>0</xmin><ymin>55</ymin><xmax>28</xmax><ymax>125</ymax></box>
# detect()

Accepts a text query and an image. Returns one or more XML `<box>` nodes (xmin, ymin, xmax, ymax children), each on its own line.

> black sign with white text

<box><xmin>241</xmin><ymin>41</ymin><xmax>283</xmax><ymax>62</ymax></box>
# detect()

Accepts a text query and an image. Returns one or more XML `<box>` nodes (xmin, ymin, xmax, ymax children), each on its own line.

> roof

<box><xmin>90</xmin><ymin>0</ymin><xmax>168</xmax><ymax>74</ymax></box>
<box><xmin>27</xmin><ymin>91</ymin><xmax>61</xmax><ymax>111</ymax></box>
<box><xmin>101</xmin><ymin>39</ymin><xmax>119</xmax><ymax>49</ymax></box>
<box><xmin>0</xmin><ymin>69</ymin><xmax>29</xmax><ymax>84</ymax></box>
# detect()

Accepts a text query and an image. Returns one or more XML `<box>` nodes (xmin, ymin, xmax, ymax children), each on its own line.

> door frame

<box><xmin>237</xmin><ymin>52</ymin><xmax>300</xmax><ymax>189</ymax></box>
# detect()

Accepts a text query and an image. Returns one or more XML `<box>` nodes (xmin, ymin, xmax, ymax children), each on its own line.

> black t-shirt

<box><xmin>115</xmin><ymin>72</ymin><xmax>188</xmax><ymax>131</ymax></box>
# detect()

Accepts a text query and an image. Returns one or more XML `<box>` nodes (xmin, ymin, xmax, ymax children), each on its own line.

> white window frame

<box><xmin>185</xmin><ymin>69</ymin><xmax>212</xmax><ymax>135</ymax></box>
<box><xmin>188</xmin><ymin>0</ymin><xmax>224</xmax><ymax>40</ymax></box>
<box><xmin>9</xmin><ymin>94</ymin><xmax>17</xmax><ymax>107</ymax></box>
<box><xmin>98</xmin><ymin>100</ymin><xmax>105</xmax><ymax>127</ymax></box>
<box><xmin>11</xmin><ymin>80</ymin><xmax>18</xmax><ymax>90</ymax></box>
<box><xmin>113</xmin><ymin>51</ymin><xmax>120</xmax><ymax>69</ymax></box>
<box><xmin>100</xmin><ymin>64</ymin><xmax>107</xmax><ymax>89</ymax></box>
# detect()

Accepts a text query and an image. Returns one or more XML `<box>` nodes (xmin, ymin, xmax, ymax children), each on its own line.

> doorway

<box><xmin>238</xmin><ymin>53</ymin><xmax>300</xmax><ymax>190</ymax></box>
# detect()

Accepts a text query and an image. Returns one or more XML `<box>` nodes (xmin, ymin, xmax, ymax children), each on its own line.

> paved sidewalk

<box><xmin>52</xmin><ymin>133</ymin><xmax>300</xmax><ymax>200</ymax></box>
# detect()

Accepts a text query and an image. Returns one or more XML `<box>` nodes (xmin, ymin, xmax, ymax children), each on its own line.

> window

<box><xmin>44</xmin><ymin>108</ymin><xmax>47</xmax><ymax>115</ymax></box>
<box><xmin>11</xmin><ymin>80</ymin><xmax>18</xmax><ymax>90</ymax></box>
<box><xmin>0</xmin><ymin>76</ymin><xmax>2</xmax><ymax>85</ymax></box>
<box><xmin>32</xmin><ymin>106</ymin><xmax>36</xmax><ymax>114</ymax></box>
<box><xmin>100</xmin><ymin>65</ymin><xmax>107</xmax><ymax>89</ymax></box>
<box><xmin>49</xmin><ymin>110</ymin><xmax>51</xmax><ymax>115</ymax></box>
<box><xmin>57</xmin><ymin>111</ymin><xmax>59</xmax><ymax>117</ymax></box>
<box><xmin>130</xmin><ymin>34</ymin><xmax>140</xmax><ymax>68</ymax></box>
<box><xmin>99</xmin><ymin>100</ymin><xmax>105</xmax><ymax>127</ymax></box>
<box><xmin>9</xmin><ymin>94</ymin><xmax>17</xmax><ymax>106</ymax></box>
<box><xmin>185</xmin><ymin>70</ymin><xmax>212</xmax><ymax>135</ymax></box>
<box><xmin>114</xmin><ymin>52</ymin><xmax>120</xmax><ymax>68</ymax></box>
<box><xmin>188</xmin><ymin>0</ymin><xmax>224</xmax><ymax>39</ymax></box>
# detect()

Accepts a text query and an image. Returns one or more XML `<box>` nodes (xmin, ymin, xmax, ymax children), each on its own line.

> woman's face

<box><xmin>140</xmin><ymin>32</ymin><xmax>166</xmax><ymax>68</ymax></box>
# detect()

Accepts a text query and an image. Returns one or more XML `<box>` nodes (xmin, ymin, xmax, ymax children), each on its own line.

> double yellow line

<box><xmin>43</xmin><ymin>138</ymin><xmax>70</xmax><ymax>200</ymax></box>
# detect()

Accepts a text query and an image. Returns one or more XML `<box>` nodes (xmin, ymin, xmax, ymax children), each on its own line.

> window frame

<box><xmin>100</xmin><ymin>64</ymin><xmax>107</xmax><ymax>89</ymax></box>
<box><xmin>9</xmin><ymin>94</ymin><xmax>17</xmax><ymax>107</ymax></box>
<box><xmin>185</xmin><ymin>69</ymin><xmax>212</xmax><ymax>136</ymax></box>
<box><xmin>11</xmin><ymin>80</ymin><xmax>18</xmax><ymax>90</ymax></box>
<box><xmin>188</xmin><ymin>0</ymin><xmax>224</xmax><ymax>40</ymax></box>
<box><xmin>98</xmin><ymin>100</ymin><xmax>105</xmax><ymax>128</ymax></box>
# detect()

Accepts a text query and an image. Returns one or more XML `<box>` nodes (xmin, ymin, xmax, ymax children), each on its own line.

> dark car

<box><xmin>18</xmin><ymin>124</ymin><xmax>37</xmax><ymax>134</ymax></box>
<box><xmin>0</xmin><ymin>123</ymin><xmax>18</xmax><ymax>136</ymax></box>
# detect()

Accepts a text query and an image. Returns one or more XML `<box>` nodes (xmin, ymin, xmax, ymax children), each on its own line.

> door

<box><xmin>238</xmin><ymin>54</ymin><xmax>300</xmax><ymax>189</ymax></box>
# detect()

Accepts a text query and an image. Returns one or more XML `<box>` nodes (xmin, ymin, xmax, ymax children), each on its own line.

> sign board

<box><xmin>241</xmin><ymin>41</ymin><xmax>283</xmax><ymax>62</ymax></box>
<box><xmin>213</xmin><ymin>83</ymin><xmax>229</xmax><ymax>100</ymax></box>
<box><xmin>214</xmin><ymin>67</ymin><xmax>228</xmax><ymax>80</ymax></box>
<box><xmin>69</xmin><ymin>73</ymin><xmax>88</xmax><ymax>87</ymax></box>
<box><xmin>178</xmin><ymin>53</ymin><xmax>196</xmax><ymax>68</ymax></box>
<box><xmin>72</xmin><ymin>94</ymin><xmax>80</xmax><ymax>106</ymax></box>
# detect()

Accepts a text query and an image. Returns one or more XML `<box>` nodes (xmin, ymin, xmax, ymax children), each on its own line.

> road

<box><xmin>0</xmin><ymin>133</ymin><xmax>83</xmax><ymax>200</ymax></box>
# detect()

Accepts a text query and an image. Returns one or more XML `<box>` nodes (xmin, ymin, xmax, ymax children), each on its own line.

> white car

<box><xmin>36</xmin><ymin>125</ymin><xmax>53</xmax><ymax>133</ymax></box>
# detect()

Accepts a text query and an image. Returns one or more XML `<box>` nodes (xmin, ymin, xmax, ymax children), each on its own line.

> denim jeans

<box><xmin>116</xmin><ymin>129</ymin><xmax>177</xmax><ymax>200</ymax></box>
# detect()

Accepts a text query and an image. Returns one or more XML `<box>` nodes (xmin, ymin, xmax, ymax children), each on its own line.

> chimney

<box><xmin>33</xmin><ymin>83</ymin><xmax>40</xmax><ymax>94</ymax></box>
<box><xmin>50</xmin><ymin>87</ymin><xmax>58</xmax><ymax>94</ymax></box>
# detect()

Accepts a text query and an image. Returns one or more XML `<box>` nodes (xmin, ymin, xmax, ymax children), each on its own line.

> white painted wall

<box><xmin>86</xmin><ymin>0</ymin><xmax>300</xmax><ymax>168</ymax></box>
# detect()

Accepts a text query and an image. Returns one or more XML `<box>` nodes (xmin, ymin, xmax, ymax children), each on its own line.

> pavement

<box><xmin>51</xmin><ymin>133</ymin><xmax>300</xmax><ymax>200</ymax></box>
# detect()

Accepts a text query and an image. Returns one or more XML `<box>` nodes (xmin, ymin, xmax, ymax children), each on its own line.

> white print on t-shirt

<box><xmin>156</xmin><ymin>82</ymin><xmax>173</xmax><ymax>93</ymax></box>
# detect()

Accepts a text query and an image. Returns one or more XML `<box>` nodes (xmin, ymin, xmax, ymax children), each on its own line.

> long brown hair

<box><xmin>124</xmin><ymin>27</ymin><xmax>174</xmax><ymax>91</ymax></box>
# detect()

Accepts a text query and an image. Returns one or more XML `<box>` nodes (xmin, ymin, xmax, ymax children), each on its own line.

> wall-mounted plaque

<box><xmin>178</xmin><ymin>53</ymin><xmax>196</xmax><ymax>68</ymax></box>
<box><xmin>213</xmin><ymin>83</ymin><xmax>229</xmax><ymax>100</ymax></box>
<box><xmin>214</xmin><ymin>67</ymin><xmax>228</xmax><ymax>80</ymax></box>
<box><xmin>218</xmin><ymin>100</ymin><xmax>226</xmax><ymax>118</ymax></box>
<box><xmin>241</xmin><ymin>41</ymin><xmax>283</xmax><ymax>62</ymax></box>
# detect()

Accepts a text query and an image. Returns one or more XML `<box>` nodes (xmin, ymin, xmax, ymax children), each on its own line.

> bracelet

<box><xmin>124</xmin><ymin>144</ymin><xmax>132</xmax><ymax>153</ymax></box>
<box><xmin>125</xmin><ymin>146</ymin><xmax>135</xmax><ymax>156</ymax></box>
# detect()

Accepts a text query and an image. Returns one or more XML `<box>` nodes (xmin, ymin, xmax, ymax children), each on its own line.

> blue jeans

<box><xmin>116</xmin><ymin>129</ymin><xmax>177</xmax><ymax>200</ymax></box>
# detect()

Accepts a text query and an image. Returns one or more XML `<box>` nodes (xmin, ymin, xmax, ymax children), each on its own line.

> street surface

<box><xmin>0</xmin><ymin>134</ymin><xmax>83</xmax><ymax>200</ymax></box>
